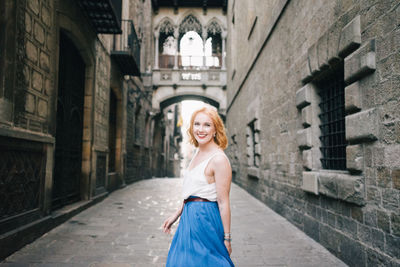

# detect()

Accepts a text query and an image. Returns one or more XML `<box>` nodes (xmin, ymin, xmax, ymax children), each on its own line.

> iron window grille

<box><xmin>317</xmin><ymin>65</ymin><xmax>347</xmax><ymax>170</ymax></box>
<box><xmin>247</xmin><ymin>121</ymin><xmax>260</xmax><ymax>168</ymax></box>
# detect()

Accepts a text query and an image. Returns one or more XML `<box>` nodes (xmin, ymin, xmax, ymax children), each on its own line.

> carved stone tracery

<box><xmin>179</xmin><ymin>14</ymin><xmax>202</xmax><ymax>36</ymax></box>
<box><xmin>207</xmin><ymin>20</ymin><xmax>222</xmax><ymax>35</ymax></box>
<box><xmin>159</xmin><ymin>19</ymin><xmax>175</xmax><ymax>35</ymax></box>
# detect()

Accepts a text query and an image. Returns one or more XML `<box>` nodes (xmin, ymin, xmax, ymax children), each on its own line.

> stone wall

<box><xmin>0</xmin><ymin>0</ymin><xmax>56</xmax><ymax>232</ymax></box>
<box><xmin>226</xmin><ymin>0</ymin><xmax>400</xmax><ymax>265</ymax></box>
<box><xmin>15</xmin><ymin>0</ymin><xmax>54</xmax><ymax>132</ymax></box>
<box><xmin>0</xmin><ymin>0</ymin><xmax>161</xmax><ymax>259</ymax></box>
<box><xmin>94</xmin><ymin>41</ymin><xmax>111</xmax><ymax>149</ymax></box>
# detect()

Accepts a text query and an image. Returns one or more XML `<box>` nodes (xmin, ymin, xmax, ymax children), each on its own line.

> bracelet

<box><xmin>224</xmin><ymin>237</ymin><xmax>232</xmax><ymax>242</ymax></box>
<box><xmin>224</xmin><ymin>232</ymin><xmax>231</xmax><ymax>237</ymax></box>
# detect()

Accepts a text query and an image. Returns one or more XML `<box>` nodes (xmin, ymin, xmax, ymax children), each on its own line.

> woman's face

<box><xmin>192</xmin><ymin>112</ymin><xmax>216</xmax><ymax>146</ymax></box>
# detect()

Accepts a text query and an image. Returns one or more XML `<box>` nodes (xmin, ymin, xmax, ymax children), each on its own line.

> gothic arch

<box><xmin>159</xmin><ymin>95</ymin><xmax>219</xmax><ymax>111</ymax></box>
<box><xmin>157</xmin><ymin>17</ymin><xmax>176</xmax><ymax>35</ymax></box>
<box><xmin>178</xmin><ymin>14</ymin><xmax>203</xmax><ymax>37</ymax></box>
<box><xmin>205</xmin><ymin>18</ymin><xmax>224</xmax><ymax>36</ymax></box>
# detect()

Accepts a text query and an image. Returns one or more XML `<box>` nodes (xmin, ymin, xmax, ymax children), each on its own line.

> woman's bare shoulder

<box><xmin>211</xmin><ymin>151</ymin><xmax>231</xmax><ymax>167</ymax></box>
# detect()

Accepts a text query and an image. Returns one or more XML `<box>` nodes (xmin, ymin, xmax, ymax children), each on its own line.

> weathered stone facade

<box><xmin>0</xmin><ymin>0</ymin><xmax>161</xmax><ymax>259</ymax></box>
<box><xmin>226</xmin><ymin>0</ymin><xmax>400</xmax><ymax>265</ymax></box>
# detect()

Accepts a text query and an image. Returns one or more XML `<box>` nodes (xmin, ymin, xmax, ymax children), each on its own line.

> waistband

<box><xmin>184</xmin><ymin>196</ymin><xmax>215</xmax><ymax>204</ymax></box>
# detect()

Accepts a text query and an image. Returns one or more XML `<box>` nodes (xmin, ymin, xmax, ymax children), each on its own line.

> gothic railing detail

<box><xmin>0</xmin><ymin>137</ymin><xmax>44</xmax><ymax>231</ymax></box>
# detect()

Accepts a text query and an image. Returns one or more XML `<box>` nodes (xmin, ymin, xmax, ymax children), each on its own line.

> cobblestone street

<box><xmin>1</xmin><ymin>179</ymin><xmax>346</xmax><ymax>267</ymax></box>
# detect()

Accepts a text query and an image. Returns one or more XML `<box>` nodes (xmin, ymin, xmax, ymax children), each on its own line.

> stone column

<box><xmin>221</xmin><ymin>31</ymin><xmax>227</xmax><ymax>70</ymax></box>
<box><xmin>173</xmin><ymin>28</ymin><xmax>179</xmax><ymax>70</ymax></box>
<box><xmin>202</xmin><ymin>30</ymin><xmax>208</xmax><ymax>69</ymax></box>
<box><xmin>154</xmin><ymin>31</ymin><xmax>159</xmax><ymax>69</ymax></box>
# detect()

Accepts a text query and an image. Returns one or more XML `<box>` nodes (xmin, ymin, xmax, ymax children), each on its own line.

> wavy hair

<box><xmin>187</xmin><ymin>105</ymin><xmax>228</xmax><ymax>149</ymax></box>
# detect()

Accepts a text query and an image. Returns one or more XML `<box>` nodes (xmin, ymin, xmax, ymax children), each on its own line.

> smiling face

<box><xmin>187</xmin><ymin>105</ymin><xmax>228</xmax><ymax>149</ymax></box>
<box><xmin>192</xmin><ymin>112</ymin><xmax>216</xmax><ymax>146</ymax></box>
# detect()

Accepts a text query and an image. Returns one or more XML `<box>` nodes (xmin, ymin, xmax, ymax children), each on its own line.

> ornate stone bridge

<box><xmin>152</xmin><ymin>68</ymin><xmax>227</xmax><ymax>113</ymax></box>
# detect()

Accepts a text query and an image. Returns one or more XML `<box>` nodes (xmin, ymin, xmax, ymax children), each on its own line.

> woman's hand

<box><xmin>162</xmin><ymin>213</ymin><xmax>179</xmax><ymax>234</ymax></box>
<box><xmin>163</xmin><ymin>202</ymin><xmax>184</xmax><ymax>234</ymax></box>
<box><xmin>224</xmin><ymin>240</ymin><xmax>232</xmax><ymax>255</ymax></box>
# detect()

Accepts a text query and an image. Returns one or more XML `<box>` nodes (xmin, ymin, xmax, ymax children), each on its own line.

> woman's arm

<box><xmin>162</xmin><ymin>201</ymin><xmax>184</xmax><ymax>234</ymax></box>
<box><xmin>213</xmin><ymin>155</ymin><xmax>233</xmax><ymax>255</ymax></box>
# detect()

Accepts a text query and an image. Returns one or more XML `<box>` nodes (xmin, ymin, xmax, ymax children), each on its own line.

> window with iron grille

<box><xmin>316</xmin><ymin>65</ymin><xmax>347</xmax><ymax>170</ymax></box>
<box><xmin>246</xmin><ymin>120</ymin><xmax>260</xmax><ymax>167</ymax></box>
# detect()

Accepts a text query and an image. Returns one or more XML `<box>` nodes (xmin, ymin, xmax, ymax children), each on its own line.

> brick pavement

<box><xmin>1</xmin><ymin>178</ymin><xmax>347</xmax><ymax>267</ymax></box>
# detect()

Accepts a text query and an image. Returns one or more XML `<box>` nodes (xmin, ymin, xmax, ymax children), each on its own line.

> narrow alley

<box><xmin>1</xmin><ymin>178</ymin><xmax>346</xmax><ymax>267</ymax></box>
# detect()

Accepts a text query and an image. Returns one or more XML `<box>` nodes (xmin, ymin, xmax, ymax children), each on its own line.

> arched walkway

<box><xmin>152</xmin><ymin>86</ymin><xmax>227</xmax><ymax>114</ymax></box>
<box><xmin>160</xmin><ymin>94</ymin><xmax>219</xmax><ymax>110</ymax></box>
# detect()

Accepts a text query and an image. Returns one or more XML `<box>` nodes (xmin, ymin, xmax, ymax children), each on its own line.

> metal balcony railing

<box><xmin>111</xmin><ymin>20</ymin><xmax>141</xmax><ymax>76</ymax></box>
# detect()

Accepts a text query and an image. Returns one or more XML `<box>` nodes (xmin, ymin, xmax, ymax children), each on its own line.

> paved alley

<box><xmin>1</xmin><ymin>178</ymin><xmax>347</xmax><ymax>267</ymax></box>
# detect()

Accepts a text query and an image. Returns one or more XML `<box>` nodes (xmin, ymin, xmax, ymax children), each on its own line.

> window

<box><xmin>134</xmin><ymin>108</ymin><xmax>141</xmax><ymax>143</ymax></box>
<box><xmin>316</xmin><ymin>65</ymin><xmax>347</xmax><ymax>170</ymax></box>
<box><xmin>246</xmin><ymin>120</ymin><xmax>260</xmax><ymax>167</ymax></box>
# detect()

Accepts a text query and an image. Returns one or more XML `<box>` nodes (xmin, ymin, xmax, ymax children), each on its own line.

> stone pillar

<box><xmin>173</xmin><ymin>28</ymin><xmax>179</xmax><ymax>70</ymax></box>
<box><xmin>154</xmin><ymin>31</ymin><xmax>159</xmax><ymax>69</ymax></box>
<box><xmin>222</xmin><ymin>31</ymin><xmax>227</xmax><ymax>70</ymax></box>
<box><xmin>202</xmin><ymin>30</ymin><xmax>208</xmax><ymax>69</ymax></box>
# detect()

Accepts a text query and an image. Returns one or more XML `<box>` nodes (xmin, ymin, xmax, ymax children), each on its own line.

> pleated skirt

<box><xmin>166</xmin><ymin>197</ymin><xmax>235</xmax><ymax>267</ymax></box>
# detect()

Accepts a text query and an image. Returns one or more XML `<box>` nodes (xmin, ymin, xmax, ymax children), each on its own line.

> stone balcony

<box><xmin>151</xmin><ymin>68</ymin><xmax>227</xmax><ymax>113</ymax></box>
<box><xmin>152</xmin><ymin>68</ymin><xmax>226</xmax><ymax>88</ymax></box>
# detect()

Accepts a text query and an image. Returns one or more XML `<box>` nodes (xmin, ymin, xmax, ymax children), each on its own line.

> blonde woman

<box><xmin>163</xmin><ymin>105</ymin><xmax>234</xmax><ymax>267</ymax></box>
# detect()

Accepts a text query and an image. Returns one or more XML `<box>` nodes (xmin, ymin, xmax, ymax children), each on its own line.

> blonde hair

<box><xmin>187</xmin><ymin>105</ymin><xmax>228</xmax><ymax>149</ymax></box>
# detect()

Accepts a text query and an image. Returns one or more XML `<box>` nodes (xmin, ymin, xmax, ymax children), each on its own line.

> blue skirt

<box><xmin>166</xmin><ymin>197</ymin><xmax>235</xmax><ymax>267</ymax></box>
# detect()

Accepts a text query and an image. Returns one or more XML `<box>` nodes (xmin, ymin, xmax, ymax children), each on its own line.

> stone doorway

<box><xmin>107</xmin><ymin>88</ymin><xmax>119</xmax><ymax>191</ymax></box>
<box><xmin>52</xmin><ymin>31</ymin><xmax>85</xmax><ymax>210</ymax></box>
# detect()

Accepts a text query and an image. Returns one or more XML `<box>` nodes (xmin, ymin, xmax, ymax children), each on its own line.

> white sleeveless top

<box><xmin>182</xmin><ymin>151</ymin><xmax>228</xmax><ymax>201</ymax></box>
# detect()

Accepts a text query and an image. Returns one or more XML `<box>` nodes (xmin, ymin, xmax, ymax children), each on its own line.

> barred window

<box><xmin>246</xmin><ymin>120</ymin><xmax>260</xmax><ymax>167</ymax></box>
<box><xmin>317</xmin><ymin>65</ymin><xmax>347</xmax><ymax>170</ymax></box>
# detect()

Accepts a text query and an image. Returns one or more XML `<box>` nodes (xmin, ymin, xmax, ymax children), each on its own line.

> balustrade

<box><xmin>158</xmin><ymin>55</ymin><xmax>222</xmax><ymax>69</ymax></box>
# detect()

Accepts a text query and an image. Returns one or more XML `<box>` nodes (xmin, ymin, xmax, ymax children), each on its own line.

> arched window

<box><xmin>206</xmin><ymin>20</ymin><xmax>223</xmax><ymax>68</ymax></box>
<box><xmin>179</xmin><ymin>31</ymin><xmax>203</xmax><ymax>69</ymax></box>
<box><xmin>162</xmin><ymin>36</ymin><xmax>177</xmax><ymax>55</ymax></box>
<box><xmin>179</xmin><ymin>14</ymin><xmax>202</xmax><ymax>37</ymax></box>
<box><xmin>158</xmin><ymin>19</ymin><xmax>176</xmax><ymax>68</ymax></box>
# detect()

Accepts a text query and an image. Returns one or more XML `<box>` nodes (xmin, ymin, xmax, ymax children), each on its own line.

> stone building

<box><xmin>0</xmin><ymin>0</ymin><xmax>228</xmax><ymax>259</ymax></box>
<box><xmin>226</xmin><ymin>0</ymin><xmax>400</xmax><ymax>265</ymax></box>
<box><xmin>0</xmin><ymin>0</ymin><xmax>162</xmax><ymax>258</ymax></box>
<box><xmin>149</xmin><ymin>0</ymin><xmax>229</xmax><ymax>174</ymax></box>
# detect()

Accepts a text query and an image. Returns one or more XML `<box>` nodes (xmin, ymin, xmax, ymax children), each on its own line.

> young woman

<box><xmin>163</xmin><ymin>105</ymin><xmax>235</xmax><ymax>267</ymax></box>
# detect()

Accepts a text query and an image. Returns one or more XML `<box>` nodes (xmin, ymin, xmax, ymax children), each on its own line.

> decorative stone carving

<box><xmin>207</xmin><ymin>20</ymin><xmax>222</xmax><ymax>35</ymax></box>
<box><xmin>179</xmin><ymin>14</ymin><xmax>202</xmax><ymax>36</ymax></box>
<box><xmin>159</xmin><ymin>20</ymin><xmax>175</xmax><ymax>34</ymax></box>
